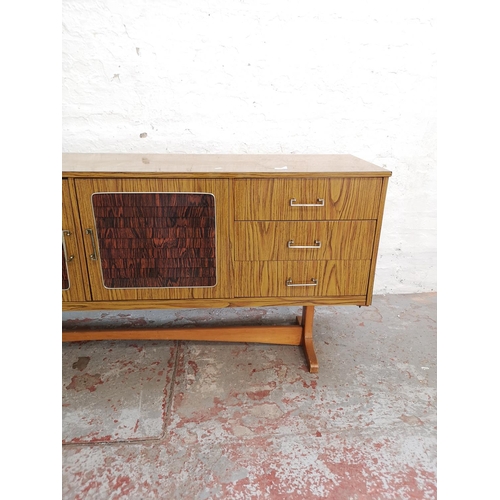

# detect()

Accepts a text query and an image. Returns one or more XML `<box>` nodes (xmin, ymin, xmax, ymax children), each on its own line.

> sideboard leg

<box><xmin>301</xmin><ymin>305</ymin><xmax>319</xmax><ymax>373</ymax></box>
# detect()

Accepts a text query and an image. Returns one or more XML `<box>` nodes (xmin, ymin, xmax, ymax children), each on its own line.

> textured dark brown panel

<box><xmin>92</xmin><ymin>206</ymin><xmax>213</xmax><ymax>218</ymax></box>
<box><xmin>62</xmin><ymin>245</ymin><xmax>70</xmax><ymax>290</ymax></box>
<box><xmin>92</xmin><ymin>193</ymin><xmax>216</xmax><ymax>288</ymax></box>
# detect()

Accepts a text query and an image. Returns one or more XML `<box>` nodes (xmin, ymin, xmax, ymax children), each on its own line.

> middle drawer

<box><xmin>233</xmin><ymin>220</ymin><xmax>376</xmax><ymax>261</ymax></box>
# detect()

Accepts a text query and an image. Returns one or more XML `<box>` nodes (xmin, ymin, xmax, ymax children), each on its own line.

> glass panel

<box><xmin>62</xmin><ymin>244</ymin><xmax>70</xmax><ymax>290</ymax></box>
<box><xmin>92</xmin><ymin>192</ymin><xmax>216</xmax><ymax>289</ymax></box>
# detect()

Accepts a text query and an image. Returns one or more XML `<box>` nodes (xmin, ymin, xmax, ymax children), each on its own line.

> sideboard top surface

<box><xmin>62</xmin><ymin>154</ymin><xmax>392</xmax><ymax>178</ymax></box>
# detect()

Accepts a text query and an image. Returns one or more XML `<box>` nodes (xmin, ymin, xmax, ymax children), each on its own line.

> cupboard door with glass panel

<box><xmin>74</xmin><ymin>178</ymin><xmax>230</xmax><ymax>301</ymax></box>
<box><xmin>62</xmin><ymin>179</ymin><xmax>88</xmax><ymax>302</ymax></box>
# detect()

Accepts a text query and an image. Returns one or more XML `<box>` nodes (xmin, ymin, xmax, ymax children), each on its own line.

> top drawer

<box><xmin>233</xmin><ymin>178</ymin><xmax>383</xmax><ymax>220</ymax></box>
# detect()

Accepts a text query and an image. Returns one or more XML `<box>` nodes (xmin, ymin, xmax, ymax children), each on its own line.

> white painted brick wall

<box><xmin>62</xmin><ymin>0</ymin><xmax>436</xmax><ymax>294</ymax></box>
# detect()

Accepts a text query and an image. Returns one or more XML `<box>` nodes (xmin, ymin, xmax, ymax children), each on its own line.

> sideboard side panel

<box><xmin>366</xmin><ymin>176</ymin><xmax>390</xmax><ymax>305</ymax></box>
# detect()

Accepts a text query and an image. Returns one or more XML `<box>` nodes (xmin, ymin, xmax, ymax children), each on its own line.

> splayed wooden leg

<box><xmin>298</xmin><ymin>305</ymin><xmax>319</xmax><ymax>373</ymax></box>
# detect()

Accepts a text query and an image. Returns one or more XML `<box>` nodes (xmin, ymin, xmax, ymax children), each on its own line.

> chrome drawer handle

<box><xmin>285</xmin><ymin>278</ymin><xmax>318</xmax><ymax>287</ymax></box>
<box><xmin>288</xmin><ymin>240</ymin><xmax>321</xmax><ymax>249</ymax></box>
<box><xmin>290</xmin><ymin>198</ymin><xmax>325</xmax><ymax>207</ymax></box>
<box><xmin>85</xmin><ymin>228</ymin><xmax>98</xmax><ymax>260</ymax></box>
<box><xmin>62</xmin><ymin>230</ymin><xmax>74</xmax><ymax>263</ymax></box>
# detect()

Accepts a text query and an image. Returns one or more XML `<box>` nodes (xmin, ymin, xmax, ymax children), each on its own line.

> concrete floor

<box><xmin>62</xmin><ymin>292</ymin><xmax>437</xmax><ymax>500</ymax></box>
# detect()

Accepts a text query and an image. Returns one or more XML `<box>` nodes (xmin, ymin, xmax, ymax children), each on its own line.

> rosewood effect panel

<box><xmin>92</xmin><ymin>192</ymin><xmax>216</xmax><ymax>289</ymax></box>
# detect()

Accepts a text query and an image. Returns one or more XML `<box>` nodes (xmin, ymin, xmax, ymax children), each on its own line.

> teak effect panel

<box><xmin>92</xmin><ymin>192</ymin><xmax>216</xmax><ymax>288</ymax></box>
<box><xmin>62</xmin><ymin>179</ymin><xmax>88</xmax><ymax>302</ymax></box>
<box><xmin>233</xmin><ymin>220</ymin><xmax>377</xmax><ymax>261</ymax></box>
<box><xmin>234</xmin><ymin>261</ymin><xmax>372</xmax><ymax>297</ymax></box>
<box><xmin>233</xmin><ymin>178</ymin><xmax>382</xmax><ymax>221</ymax></box>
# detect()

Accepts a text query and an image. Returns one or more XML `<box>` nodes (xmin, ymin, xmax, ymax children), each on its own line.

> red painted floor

<box><xmin>62</xmin><ymin>293</ymin><xmax>437</xmax><ymax>499</ymax></box>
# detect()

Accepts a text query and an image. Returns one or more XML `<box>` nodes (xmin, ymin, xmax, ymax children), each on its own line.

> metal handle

<box><xmin>62</xmin><ymin>230</ymin><xmax>74</xmax><ymax>263</ymax></box>
<box><xmin>285</xmin><ymin>278</ymin><xmax>318</xmax><ymax>287</ymax></box>
<box><xmin>287</xmin><ymin>240</ymin><xmax>322</xmax><ymax>249</ymax></box>
<box><xmin>85</xmin><ymin>229</ymin><xmax>98</xmax><ymax>260</ymax></box>
<box><xmin>290</xmin><ymin>198</ymin><xmax>325</xmax><ymax>207</ymax></box>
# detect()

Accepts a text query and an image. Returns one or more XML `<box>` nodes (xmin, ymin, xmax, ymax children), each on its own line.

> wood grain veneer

<box><xmin>63</xmin><ymin>154</ymin><xmax>392</xmax><ymax>177</ymax></box>
<box><xmin>234</xmin><ymin>261</ymin><xmax>372</xmax><ymax>297</ymax></box>
<box><xmin>62</xmin><ymin>179</ymin><xmax>89</xmax><ymax>302</ymax></box>
<box><xmin>233</xmin><ymin>221</ymin><xmax>376</xmax><ymax>261</ymax></box>
<box><xmin>233</xmin><ymin>178</ymin><xmax>382</xmax><ymax>220</ymax></box>
<box><xmin>62</xmin><ymin>296</ymin><xmax>368</xmax><ymax>311</ymax></box>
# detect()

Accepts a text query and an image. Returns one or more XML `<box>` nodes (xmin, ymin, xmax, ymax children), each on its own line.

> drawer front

<box><xmin>234</xmin><ymin>261</ymin><xmax>371</xmax><ymax>297</ymax></box>
<box><xmin>234</xmin><ymin>178</ymin><xmax>382</xmax><ymax>220</ymax></box>
<box><xmin>234</xmin><ymin>221</ymin><xmax>376</xmax><ymax>261</ymax></box>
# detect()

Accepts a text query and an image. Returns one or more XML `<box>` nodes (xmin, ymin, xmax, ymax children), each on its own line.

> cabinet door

<box><xmin>62</xmin><ymin>179</ymin><xmax>88</xmax><ymax>302</ymax></box>
<box><xmin>74</xmin><ymin>178</ymin><xmax>230</xmax><ymax>301</ymax></box>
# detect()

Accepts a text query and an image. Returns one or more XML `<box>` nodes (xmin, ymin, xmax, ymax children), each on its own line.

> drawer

<box><xmin>234</xmin><ymin>261</ymin><xmax>371</xmax><ymax>297</ymax></box>
<box><xmin>233</xmin><ymin>221</ymin><xmax>376</xmax><ymax>261</ymax></box>
<box><xmin>233</xmin><ymin>178</ymin><xmax>382</xmax><ymax>220</ymax></box>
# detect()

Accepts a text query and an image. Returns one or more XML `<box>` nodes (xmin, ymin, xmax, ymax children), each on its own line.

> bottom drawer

<box><xmin>234</xmin><ymin>261</ymin><xmax>371</xmax><ymax>297</ymax></box>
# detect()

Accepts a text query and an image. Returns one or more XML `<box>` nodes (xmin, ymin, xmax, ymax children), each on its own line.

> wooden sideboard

<box><xmin>62</xmin><ymin>154</ymin><xmax>391</xmax><ymax>372</ymax></box>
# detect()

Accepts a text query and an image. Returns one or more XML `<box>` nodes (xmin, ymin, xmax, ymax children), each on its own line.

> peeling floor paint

<box><xmin>62</xmin><ymin>341</ymin><xmax>176</xmax><ymax>444</ymax></box>
<box><xmin>62</xmin><ymin>293</ymin><xmax>437</xmax><ymax>499</ymax></box>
